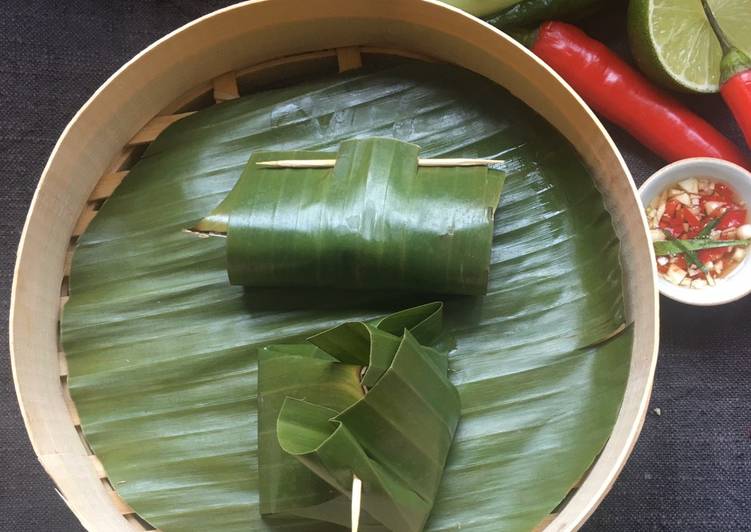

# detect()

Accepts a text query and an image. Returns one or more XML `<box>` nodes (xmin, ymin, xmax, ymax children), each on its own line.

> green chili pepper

<box><xmin>486</xmin><ymin>0</ymin><xmax>608</xmax><ymax>29</ymax></box>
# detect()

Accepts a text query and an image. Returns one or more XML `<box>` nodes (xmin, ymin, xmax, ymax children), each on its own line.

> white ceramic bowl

<box><xmin>639</xmin><ymin>157</ymin><xmax>751</xmax><ymax>305</ymax></box>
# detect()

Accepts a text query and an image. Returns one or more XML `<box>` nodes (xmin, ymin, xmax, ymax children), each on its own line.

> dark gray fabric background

<box><xmin>1</xmin><ymin>1</ymin><xmax>749</xmax><ymax>530</ymax></box>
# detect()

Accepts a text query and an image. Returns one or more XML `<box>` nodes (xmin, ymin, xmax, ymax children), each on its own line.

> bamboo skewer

<box><xmin>351</xmin><ymin>475</ymin><xmax>362</xmax><ymax>532</ymax></box>
<box><xmin>257</xmin><ymin>158</ymin><xmax>501</xmax><ymax>168</ymax></box>
<box><xmin>186</xmin><ymin>156</ymin><xmax>501</xmax><ymax>238</ymax></box>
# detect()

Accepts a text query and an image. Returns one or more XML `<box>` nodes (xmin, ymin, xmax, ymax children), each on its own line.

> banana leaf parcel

<box><xmin>199</xmin><ymin>137</ymin><xmax>504</xmax><ymax>295</ymax></box>
<box><xmin>62</xmin><ymin>62</ymin><xmax>631</xmax><ymax>532</ymax></box>
<box><xmin>259</xmin><ymin>302</ymin><xmax>460</xmax><ymax>531</ymax></box>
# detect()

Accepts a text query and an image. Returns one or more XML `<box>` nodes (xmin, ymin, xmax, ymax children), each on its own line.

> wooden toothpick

<box><xmin>351</xmin><ymin>475</ymin><xmax>362</xmax><ymax>532</ymax></box>
<box><xmin>256</xmin><ymin>158</ymin><xmax>501</xmax><ymax>168</ymax></box>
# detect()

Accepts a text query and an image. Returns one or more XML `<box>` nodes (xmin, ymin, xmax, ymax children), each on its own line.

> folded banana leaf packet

<box><xmin>196</xmin><ymin>137</ymin><xmax>505</xmax><ymax>295</ymax></box>
<box><xmin>257</xmin><ymin>302</ymin><xmax>461</xmax><ymax>532</ymax></box>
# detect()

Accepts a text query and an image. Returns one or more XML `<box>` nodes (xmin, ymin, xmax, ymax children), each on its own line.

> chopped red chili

<box><xmin>717</xmin><ymin>209</ymin><xmax>746</xmax><ymax>230</ymax></box>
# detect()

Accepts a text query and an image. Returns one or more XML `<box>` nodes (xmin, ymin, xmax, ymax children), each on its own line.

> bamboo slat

<box><xmin>212</xmin><ymin>72</ymin><xmax>240</xmax><ymax>103</ymax></box>
<box><xmin>360</xmin><ymin>46</ymin><xmax>437</xmax><ymax>62</ymax></box>
<box><xmin>89</xmin><ymin>454</ymin><xmax>107</xmax><ymax>480</ymax></box>
<box><xmin>60</xmin><ymin>275</ymin><xmax>69</xmax><ymax>297</ymax></box>
<box><xmin>125</xmin><ymin>514</ymin><xmax>156</xmax><ymax>531</ymax></box>
<box><xmin>337</xmin><ymin>46</ymin><xmax>363</xmax><ymax>72</ymax></box>
<box><xmin>62</xmin><ymin>383</ymin><xmax>81</xmax><ymax>427</ymax></box>
<box><xmin>72</xmin><ymin>207</ymin><xmax>98</xmax><ymax>238</ymax></box>
<box><xmin>63</xmin><ymin>249</ymin><xmax>75</xmax><ymax>276</ymax></box>
<box><xmin>105</xmin><ymin>146</ymin><xmax>144</xmax><ymax>174</ymax></box>
<box><xmin>235</xmin><ymin>50</ymin><xmax>339</xmax><ymax>92</ymax></box>
<box><xmin>89</xmin><ymin>171</ymin><xmax>129</xmax><ymax>202</ymax></box>
<box><xmin>128</xmin><ymin>113</ymin><xmax>195</xmax><ymax>146</ymax></box>
<box><xmin>159</xmin><ymin>82</ymin><xmax>214</xmax><ymax>115</ymax></box>
<box><xmin>106</xmin><ymin>483</ymin><xmax>135</xmax><ymax>515</ymax></box>
<box><xmin>75</xmin><ymin>426</ymin><xmax>93</xmax><ymax>454</ymax></box>
<box><xmin>58</xmin><ymin>351</ymin><xmax>69</xmax><ymax>378</ymax></box>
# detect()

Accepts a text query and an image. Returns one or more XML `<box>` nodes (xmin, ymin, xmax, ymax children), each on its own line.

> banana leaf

<box><xmin>62</xmin><ymin>62</ymin><xmax>631</xmax><ymax>532</ymax></box>
<box><xmin>200</xmin><ymin>137</ymin><xmax>504</xmax><ymax>295</ymax></box>
<box><xmin>259</xmin><ymin>302</ymin><xmax>460</xmax><ymax>531</ymax></box>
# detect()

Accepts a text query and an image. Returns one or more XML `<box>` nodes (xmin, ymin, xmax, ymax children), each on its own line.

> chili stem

<box><xmin>701</xmin><ymin>0</ymin><xmax>732</xmax><ymax>54</ymax></box>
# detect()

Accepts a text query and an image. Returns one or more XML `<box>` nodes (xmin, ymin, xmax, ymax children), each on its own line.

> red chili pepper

<box><xmin>681</xmin><ymin>207</ymin><xmax>701</xmax><ymax>228</ymax></box>
<box><xmin>672</xmin><ymin>219</ymin><xmax>685</xmax><ymax>236</ymax></box>
<box><xmin>665</xmin><ymin>199</ymin><xmax>680</xmax><ymax>217</ymax></box>
<box><xmin>717</xmin><ymin>208</ymin><xmax>746</xmax><ymax>230</ymax></box>
<box><xmin>521</xmin><ymin>22</ymin><xmax>750</xmax><ymax>168</ymax></box>
<box><xmin>702</xmin><ymin>193</ymin><xmax>725</xmax><ymax>202</ymax></box>
<box><xmin>723</xmin><ymin>71</ymin><xmax>751</xmax><ymax>148</ymax></box>
<box><xmin>698</xmin><ymin>247</ymin><xmax>729</xmax><ymax>263</ymax></box>
<box><xmin>659</xmin><ymin>214</ymin><xmax>683</xmax><ymax>237</ymax></box>
<box><xmin>714</xmin><ymin>183</ymin><xmax>735</xmax><ymax>202</ymax></box>
<box><xmin>702</xmin><ymin>0</ymin><xmax>751</xmax><ymax>149</ymax></box>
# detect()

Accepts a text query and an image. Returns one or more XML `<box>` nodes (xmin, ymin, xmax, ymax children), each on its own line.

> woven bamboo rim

<box><xmin>11</xmin><ymin>2</ymin><xmax>659</xmax><ymax>531</ymax></box>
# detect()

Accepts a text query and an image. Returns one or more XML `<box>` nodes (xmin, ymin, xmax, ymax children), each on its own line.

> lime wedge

<box><xmin>629</xmin><ymin>0</ymin><xmax>751</xmax><ymax>93</ymax></box>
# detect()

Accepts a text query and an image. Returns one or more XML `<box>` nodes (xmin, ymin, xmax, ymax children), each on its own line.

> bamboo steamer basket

<box><xmin>9</xmin><ymin>1</ymin><xmax>659</xmax><ymax>530</ymax></box>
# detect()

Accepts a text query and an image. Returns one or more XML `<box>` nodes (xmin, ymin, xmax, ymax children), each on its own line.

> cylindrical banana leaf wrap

<box><xmin>214</xmin><ymin>137</ymin><xmax>504</xmax><ymax>295</ymax></box>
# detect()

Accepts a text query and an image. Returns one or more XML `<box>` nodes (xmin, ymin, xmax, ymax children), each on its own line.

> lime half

<box><xmin>629</xmin><ymin>0</ymin><xmax>751</xmax><ymax>93</ymax></box>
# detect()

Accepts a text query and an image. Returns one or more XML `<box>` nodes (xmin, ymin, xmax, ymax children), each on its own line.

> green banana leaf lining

<box><xmin>62</xmin><ymin>62</ymin><xmax>631</xmax><ymax>532</ymax></box>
